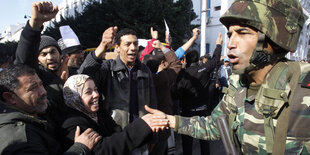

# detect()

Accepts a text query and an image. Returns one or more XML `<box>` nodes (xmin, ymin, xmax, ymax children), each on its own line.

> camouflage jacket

<box><xmin>175</xmin><ymin>61</ymin><xmax>310</xmax><ymax>154</ymax></box>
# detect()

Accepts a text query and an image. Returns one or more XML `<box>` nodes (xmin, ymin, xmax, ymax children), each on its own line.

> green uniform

<box><xmin>174</xmin><ymin>61</ymin><xmax>310</xmax><ymax>154</ymax></box>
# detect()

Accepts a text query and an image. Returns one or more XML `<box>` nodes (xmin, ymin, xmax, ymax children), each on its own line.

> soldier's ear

<box><xmin>2</xmin><ymin>92</ymin><xmax>17</xmax><ymax>105</ymax></box>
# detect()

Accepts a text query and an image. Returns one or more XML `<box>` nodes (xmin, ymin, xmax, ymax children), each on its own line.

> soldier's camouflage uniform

<box><xmin>173</xmin><ymin>0</ymin><xmax>310</xmax><ymax>154</ymax></box>
<box><xmin>175</xmin><ymin>61</ymin><xmax>310</xmax><ymax>154</ymax></box>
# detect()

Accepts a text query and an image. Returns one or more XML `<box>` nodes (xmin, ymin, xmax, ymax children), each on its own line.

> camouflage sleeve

<box><xmin>175</xmin><ymin>100</ymin><xmax>229</xmax><ymax>141</ymax></box>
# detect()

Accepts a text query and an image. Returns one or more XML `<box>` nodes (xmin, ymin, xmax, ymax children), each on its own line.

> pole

<box><xmin>200</xmin><ymin>0</ymin><xmax>207</xmax><ymax>56</ymax></box>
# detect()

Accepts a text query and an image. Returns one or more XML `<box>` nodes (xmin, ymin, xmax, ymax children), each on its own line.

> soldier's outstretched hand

<box><xmin>141</xmin><ymin>113</ymin><xmax>169</xmax><ymax>132</ymax></box>
<box><xmin>145</xmin><ymin>105</ymin><xmax>176</xmax><ymax>130</ymax></box>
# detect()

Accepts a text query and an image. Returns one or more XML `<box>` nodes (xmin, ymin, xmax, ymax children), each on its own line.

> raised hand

<box><xmin>150</xmin><ymin>27</ymin><xmax>158</xmax><ymax>39</ymax></box>
<box><xmin>216</xmin><ymin>33</ymin><xmax>223</xmax><ymax>45</ymax></box>
<box><xmin>95</xmin><ymin>26</ymin><xmax>118</xmax><ymax>58</ymax></box>
<box><xmin>29</xmin><ymin>1</ymin><xmax>59</xmax><ymax>30</ymax></box>
<box><xmin>192</xmin><ymin>28</ymin><xmax>200</xmax><ymax>39</ymax></box>
<box><xmin>152</xmin><ymin>40</ymin><xmax>163</xmax><ymax>49</ymax></box>
<box><xmin>74</xmin><ymin>126</ymin><xmax>102</xmax><ymax>150</ymax></box>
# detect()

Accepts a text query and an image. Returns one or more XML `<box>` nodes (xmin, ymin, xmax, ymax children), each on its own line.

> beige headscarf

<box><xmin>63</xmin><ymin>74</ymin><xmax>97</xmax><ymax>122</ymax></box>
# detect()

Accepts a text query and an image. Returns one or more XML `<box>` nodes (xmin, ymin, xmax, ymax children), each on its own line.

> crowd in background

<box><xmin>1</xmin><ymin>0</ymin><xmax>310</xmax><ymax>155</ymax></box>
<box><xmin>0</xmin><ymin>1</ymin><xmax>228</xmax><ymax>155</ymax></box>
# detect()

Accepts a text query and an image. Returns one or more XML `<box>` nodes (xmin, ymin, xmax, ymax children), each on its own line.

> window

<box><xmin>207</xmin><ymin>0</ymin><xmax>211</xmax><ymax>17</ymax></box>
<box><xmin>214</xmin><ymin>6</ymin><xmax>221</xmax><ymax>11</ymax></box>
<box><xmin>206</xmin><ymin>43</ymin><xmax>210</xmax><ymax>54</ymax></box>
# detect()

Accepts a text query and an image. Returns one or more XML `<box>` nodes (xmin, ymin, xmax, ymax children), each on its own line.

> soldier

<box><xmin>146</xmin><ymin>0</ymin><xmax>310</xmax><ymax>154</ymax></box>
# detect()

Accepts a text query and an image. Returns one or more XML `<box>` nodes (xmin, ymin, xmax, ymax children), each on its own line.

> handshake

<box><xmin>141</xmin><ymin>105</ymin><xmax>176</xmax><ymax>132</ymax></box>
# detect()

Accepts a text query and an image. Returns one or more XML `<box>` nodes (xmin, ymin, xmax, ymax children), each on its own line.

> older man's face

<box><xmin>13</xmin><ymin>74</ymin><xmax>48</xmax><ymax>115</ymax></box>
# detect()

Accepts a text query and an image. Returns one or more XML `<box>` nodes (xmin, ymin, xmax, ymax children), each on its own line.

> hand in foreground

<box><xmin>30</xmin><ymin>1</ymin><xmax>59</xmax><ymax>30</ymax></box>
<box><xmin>145</xmin><ymin>105</ymin><xmax>176</xmax><ymax>131</ymax></box>
<box><xmin>142</xmin><ymin>113</ymin><xmax>169</xmax><ymax>132</ymax></box>
<box><xmin>216</xmin><ymin>33</ymin><xmax>223</xmax><ymax>45</ymax></box>
<box><xmin>74</xmin><ymin>126</ymin><xmax>102</xmax><ymax>150</ymax></box>
<box><xmin>95</xmin><ymin>26</ymin><xmax>118</xmax><ymax>58</ymax></box>
<box><xmin>152</xmin><ymin>40</ymin><xmax>164</xmax><ymax>50</ymax></box>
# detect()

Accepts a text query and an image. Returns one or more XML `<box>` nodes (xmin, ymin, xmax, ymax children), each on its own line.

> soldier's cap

<box><xmin>220</xmin><ymin>0</ymin><xmax>305</xmax><ymax>52</ymax></box>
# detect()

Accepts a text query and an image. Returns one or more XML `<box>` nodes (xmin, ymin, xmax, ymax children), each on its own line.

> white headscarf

<box><xmin>63</xmin><ymin>74</ymin><xmax>97</xmax><ymax>122</ymax></box>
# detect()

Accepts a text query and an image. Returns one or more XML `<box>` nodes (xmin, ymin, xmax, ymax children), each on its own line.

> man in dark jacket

<box><xmin>0</xmin><ymin>64</ymin><xmax>100</xmax><ymax>154</ymax></box>
<box><xmin>78</xmin><ymin>27</ymin><xmax>158</xmax><ymax>154</ymax></box>
<box><xmin>142</xmin><ymin>40</ymin><xmax>182</xmax><ymax>155</ymax></box>
<box><xmin>14</xmin><ymin>1</ymin><xmax>69</xmax><ymax>141</ymax></box>
<box><xmin>78</xmin><ymin>28</ymin><xmax>157</xmax><ymax>129</ymax></box>
<box><xmin>173</xmin><ymin>33</ymin><xmax>222</xmax><ymax>155</ymax></box>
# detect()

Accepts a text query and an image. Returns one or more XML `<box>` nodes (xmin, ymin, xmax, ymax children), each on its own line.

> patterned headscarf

<box><xmin>63</xmin><ymin>74</ymin><xmax>97</xmax><ymax>122</ymax></box>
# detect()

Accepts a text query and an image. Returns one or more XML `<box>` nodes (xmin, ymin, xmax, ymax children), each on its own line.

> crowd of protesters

<box><xmin>1</xmin><ymin>0</ymin><xmax>310</xmax><ymax>155</ymax></box>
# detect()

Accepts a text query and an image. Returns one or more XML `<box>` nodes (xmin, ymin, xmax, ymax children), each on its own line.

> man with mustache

<box><xmin>14</xmin><ymin>1</ymin><xmax>71</xmax><ymax>144</ymax></box>
<box><xmin>146</xmin><ymin>0</ymin><xmax>310</xmax><ymax>154</ymax></box>
<box><xmin>0</xmin><ymin>64</ymin><xmax>101</xmax><ymax>154</ymax></box>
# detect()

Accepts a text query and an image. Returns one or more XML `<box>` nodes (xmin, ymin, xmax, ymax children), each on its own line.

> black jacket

<box><xmin>61</xmin><ymin>107</ymin><xmax>153</xmax><ymax>155</ymax></box>
<box><xmin>0</xmin><ymin>101</ymin><xmax>90</xmax><ymax>155</ymax></box>
<box><xmin>173</xmin><ymin>45</ymin><xmax>222</xmax><ymax>111</ymax></box>
<box><xmin>14</xmin><ymin>21</ymin><xmax>67</xmax><ymax>139</ymax></box>
<box><xmin>78</xmin><ymin>53</ymin><xmax>157</xmax><ymax>128</ymax></box>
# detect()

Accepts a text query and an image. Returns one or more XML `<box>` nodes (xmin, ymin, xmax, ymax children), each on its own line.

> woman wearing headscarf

<box><xmin>61</xmin><ymin>74</ymin><xmax>162</xmax><ymax>155</ymax></box>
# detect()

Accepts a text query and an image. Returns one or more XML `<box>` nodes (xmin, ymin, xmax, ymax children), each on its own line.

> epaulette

<box><xmin>301</xmin><ymin>71</ymin><xmax>310</xmax><ymax>88</ymax></box>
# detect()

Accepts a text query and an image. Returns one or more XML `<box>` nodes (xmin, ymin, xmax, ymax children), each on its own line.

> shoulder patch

<box><xmin>301</xmin><ymin>71</ymin><xmax>310</xmax><ymax>88</ymax></box>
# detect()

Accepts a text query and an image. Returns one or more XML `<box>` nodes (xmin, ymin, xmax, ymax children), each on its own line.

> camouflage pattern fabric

<box><xmin>219</xmin><ymin>0</ymin><xmax>305</xmax><ymax>52</ymax></box>
<box><xmin>175</xmin><ymin>61</ymin><xmax>310</xmax><ymax>154</ymax></box>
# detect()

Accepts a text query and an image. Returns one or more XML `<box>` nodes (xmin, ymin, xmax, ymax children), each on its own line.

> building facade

<box><xmin>0</xmin><ymin>23</ymin><xmax>24</xmax><ymax>43</ymax></box>
<box><xmin>1</xmin><ymin>0</ymin><xmax>309</xmax><ymax>61</ymax></box>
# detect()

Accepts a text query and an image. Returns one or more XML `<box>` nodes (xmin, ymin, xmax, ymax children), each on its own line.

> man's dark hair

<box><xmin>0</xmin><ymin>64</ymin><xmax>36</xmax><ymax>99</ymax></box>
<box><xmin>114</xmin><ymin>28</ymin><xmax>137</xmax><ymax>46</ymax></box>
<box><xmin>142</xmin><ymin>54</ymin><xmax>160</xmax><ymax>74</ymax></box>
<box><xmin>186</xmin><ymin>50</ymin><xmax>199</xmax><ymax>65</ymax></box>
